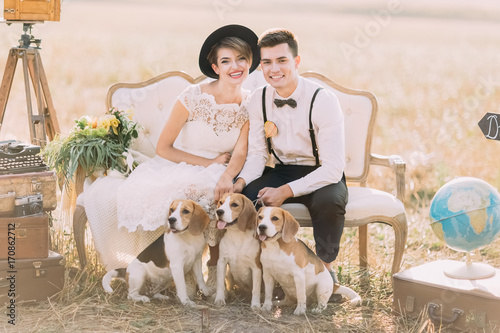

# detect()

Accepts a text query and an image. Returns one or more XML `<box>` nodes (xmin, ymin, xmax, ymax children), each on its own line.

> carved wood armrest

<box><xmin>369</xmin><ymin>153</ymin><xmax>406</xmax><ymax>203</ymax></box>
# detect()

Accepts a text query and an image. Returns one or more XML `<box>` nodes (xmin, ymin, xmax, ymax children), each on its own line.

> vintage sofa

<box><xmin>73</xmin><ymin>69</ymin><xmax>408</xmax><ymax>275</ymax></box>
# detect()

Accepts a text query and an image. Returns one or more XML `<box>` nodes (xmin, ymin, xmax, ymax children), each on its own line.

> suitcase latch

<box><xmin>405</xmin><ymin>296</ymin><xmax>415</xmax><ymax>312</ymax></box>
<box><xmin>0</xmin><ymin>191</ymin><xmax>16</xmax><ymax>199</ymax></box>
<box><xmin>31</xmin><ymin>180</ymin><xmax>43</xmax><ymax>192</ymax></box>
<box><xmin>33</xmin><ymin>261</ymin><xmax>47</xmax><ymax>278</ymax></box>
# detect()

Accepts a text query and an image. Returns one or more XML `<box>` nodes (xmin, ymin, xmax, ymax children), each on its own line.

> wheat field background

<box><xmin>1</xmin><ymin>0</ymin><xmax>500</xmax><ymax>332</ymax></box>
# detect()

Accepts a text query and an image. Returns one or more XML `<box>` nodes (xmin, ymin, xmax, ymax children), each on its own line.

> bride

<box><xmin>84</xmin><ymin>25</ymin><xmax>259</xmax><ymax>271</ymax></box>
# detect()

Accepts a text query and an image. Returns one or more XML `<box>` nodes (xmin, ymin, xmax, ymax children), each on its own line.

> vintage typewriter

<box><xmin>0</xmin><ymin>140</ymin><xmax>48</xmax><ymax>174</ymax></box>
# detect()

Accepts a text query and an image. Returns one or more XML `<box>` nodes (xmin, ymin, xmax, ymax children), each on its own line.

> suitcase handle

<box><xmin>0</xmin><ymin>191</ymin><xmax>15</xmax><ymax>199</ymax></box>
<box><xmin>427</xmin><ymin>302</ymin><xmax>464</xmax><ymax>324</ymax></box>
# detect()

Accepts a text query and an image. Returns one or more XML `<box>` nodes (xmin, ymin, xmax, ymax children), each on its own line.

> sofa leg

<box><xmin>359</xmin><ymin>225</ymin><xmax>368</xmax><ymax>270</ymax></box>
<box><xmin>390</xmin><ymin>213</ymin><xmax>408</xmax><ymax>275</ymax></box>
<box><xmin>73</xmin><ymin>204</ymin><xmax>88</xmax><ymax>269</ymax></box>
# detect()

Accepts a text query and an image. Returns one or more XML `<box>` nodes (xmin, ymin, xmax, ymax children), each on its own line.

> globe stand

<box><xmin>444</xmin><ymin>252</ymin><xmax>496</xmax><ymax>280</ymax></box>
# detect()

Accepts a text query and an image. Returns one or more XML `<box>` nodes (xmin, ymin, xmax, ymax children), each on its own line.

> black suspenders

<box><xmin>262</xmin><ymin>86</ymin><xmax>285</xmax><ymax>165</ymax></box>
<box><xmin>262</xmin><ymin>86</ymin><xmax>323</xmax><ymax>167</ymax></box>
<box><xmin>308</xmin><ymin>88</ymin><xmax>323</xmax><ymax>166</ymax></box>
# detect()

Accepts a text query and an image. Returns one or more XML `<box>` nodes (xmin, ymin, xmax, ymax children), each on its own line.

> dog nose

<box><xmin>216</xmin><ymin>209</ymin><xmax>224</xmax><ymax>217</ymax></box>
<box><xmin>168</xmin><ymin>217</ymin><xmax>176</xmax><ymax>225</ymax></box>
<box><xmin>258</xmin><ymin>224</ymin><xmax>267</xmax><ymax>232</ymax></box>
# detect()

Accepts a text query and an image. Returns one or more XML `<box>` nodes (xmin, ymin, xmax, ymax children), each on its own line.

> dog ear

<box><xmin>188</xmin><ymin>200</ymin><xmax>210</xmax><ymax>236</ymax></box>
<box><xmin>237</xmin><ymin>195</ymin><xmax>257</xmax><ymax>232</ymax></box>
<box><xmin>281</xmin><ymin>209</ymin><xmax>299</xmax><ymax>243</ymax></box>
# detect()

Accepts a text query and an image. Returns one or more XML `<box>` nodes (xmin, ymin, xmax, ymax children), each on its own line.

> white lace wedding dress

<box><xmin>84</xmin><ymin>84</ymin><xmax>250</xmax><ymax>270</ymax></box>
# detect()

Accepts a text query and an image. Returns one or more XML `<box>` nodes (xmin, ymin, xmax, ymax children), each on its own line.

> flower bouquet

<box><xmin>42</xmin><ymin>108</ymin><xmax>140</xmax><ymax>187</ymax></box>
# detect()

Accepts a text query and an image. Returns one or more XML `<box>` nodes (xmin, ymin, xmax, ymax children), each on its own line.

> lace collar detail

<box><xmin>185</xmin><ymin>84</ymin><xmax>250</xmax><ymax>135</ymax></box>
<box><xmin>196</xmin><ymin>84</ymin><xmax>250</xmax><ymax>107</ymax></box>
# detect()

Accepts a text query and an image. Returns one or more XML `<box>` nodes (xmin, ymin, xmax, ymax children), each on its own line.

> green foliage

<box><xmin>42</xmin><ymin>108</ymin><xmax>139</xmax><ymax>186</ymax></box>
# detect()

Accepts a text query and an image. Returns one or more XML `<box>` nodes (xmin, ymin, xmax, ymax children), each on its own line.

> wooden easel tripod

<box><xmin>0</xmin><ymin>22</ymin><xmax>60</xmax><ymax>147</ymax></box>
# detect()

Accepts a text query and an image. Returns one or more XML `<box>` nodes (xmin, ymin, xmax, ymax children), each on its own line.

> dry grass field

<box><xmin>1</xmin><ymin>0</ymin><xmax>500</xmax><ymax>332</ymax></box>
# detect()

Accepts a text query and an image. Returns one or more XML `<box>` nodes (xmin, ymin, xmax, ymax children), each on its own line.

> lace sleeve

<box><xmin>178</xmin><ymin>85</ymin><xmax>198</xmax><ymax>115</ymax></box>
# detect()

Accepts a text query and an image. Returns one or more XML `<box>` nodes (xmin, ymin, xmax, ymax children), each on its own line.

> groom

<box><xmin>234</xmin><ymin>28</ymin><xmax>347</xmax><ymax>288</ymax></box>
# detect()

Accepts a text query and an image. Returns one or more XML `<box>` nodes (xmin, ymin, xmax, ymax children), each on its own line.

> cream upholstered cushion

<box><xmin>129</xmin><ymin>130</ymin><xmax>156</xmax><ymax>158</ymax></box>
<box><xmin>282</xmin><ymin>187</ymin><xmax>405</xmax><ymax>227</ymax></box>
<box><xmin>344</xmin><ymin>187</ymin><xmax>405</xmax><ymax>220</ymax></box>
<box><xmin>109</xmin><ymin>74</ymin><xmax>194</xmax><ymax>158</ymax></box>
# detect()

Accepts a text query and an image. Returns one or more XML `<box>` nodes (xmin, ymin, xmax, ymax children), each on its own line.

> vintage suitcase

<box><xmin>3</xmin><ymin>0</ymin><xmax>61</xmax><ymax>22</ymax></box>
<box><xmin>0</xmin><ymin>171</ymin><xmax>57</xmax><ymax>216</ymax></box>
<box><xmin>0</xmin><ymin>214</ymin><xmax>49</xmax><ymax>259</ymax></box>
<box><xmin>393</xmin><ymin>260</ymin><xmax>500</xmax><ymax>331</ymax></box>
<box><xmin>0</xmin><ymin>251</ymin><xmax>65</xmax><ymax>304</ymax></box>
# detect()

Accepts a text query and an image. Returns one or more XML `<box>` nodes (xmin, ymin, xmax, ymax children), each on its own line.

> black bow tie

<box><xmin>274</xmin><ymin>98</ymin><xmax>297</xmax><ymax>108</ymax></box>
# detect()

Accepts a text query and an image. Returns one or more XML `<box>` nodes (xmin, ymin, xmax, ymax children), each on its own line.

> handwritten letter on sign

<box><xmin>478</xmin><ymin>113</ymin><xmax>500</xmax><ymax>141</ymax></box>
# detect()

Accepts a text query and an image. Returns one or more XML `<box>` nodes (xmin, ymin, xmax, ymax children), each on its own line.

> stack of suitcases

<box><xmin>0</xmin><ymin>140</ymin><xmax>65</xmax><ymax>304</ymax></box>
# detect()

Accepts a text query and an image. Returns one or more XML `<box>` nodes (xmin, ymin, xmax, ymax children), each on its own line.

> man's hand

<box><xmin>233</xmin><ymin>178</ymin><xmax>246</xmax><ymax>193</ymax></box>
<box><xmin>257</xmin><ymin>185</ymin><xmax>293</xmax><ymax>207</ymax></box>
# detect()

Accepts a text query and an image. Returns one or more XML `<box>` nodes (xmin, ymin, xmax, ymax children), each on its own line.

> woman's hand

<box><xmin>214</xmin><ymin>172</ymin><xmax>234</xmax><ymax>202</ymax></box>
<box><xmin>212</xmin><ymin>152</ymin><xmax>231</xmax><ymax>165</ymax></box>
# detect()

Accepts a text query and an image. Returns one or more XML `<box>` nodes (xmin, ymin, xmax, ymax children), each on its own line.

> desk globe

<box><xmin>429</xmin><ymin>177</ymin><xmax>500</xmax><ymax>279</ymax></box>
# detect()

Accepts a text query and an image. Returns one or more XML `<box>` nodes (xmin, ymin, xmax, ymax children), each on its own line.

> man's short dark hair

<box><xmin>258</xmin><ymin>28</ymin><xmax>298</xmax><ymax>57</ymax></box>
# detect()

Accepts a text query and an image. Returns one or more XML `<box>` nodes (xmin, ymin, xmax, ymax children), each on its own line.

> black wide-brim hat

<box><xmin>199</xmin><ymin>24</ymin><xmax>260</xmax><ymax>79</ymax></box>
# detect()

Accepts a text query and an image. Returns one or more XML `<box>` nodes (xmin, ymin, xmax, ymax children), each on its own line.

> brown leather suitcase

<box><xmin>0</xmin><ymin>214</ymin><xmax>49</xmax><ymax>259</ymax></box>
<box><xmin>393</xmin><ymin>260</ymin><xmax>500</xmax><ymax>331</ymax></box>
<box><xmin>0</xmin><ymin>171</ymin><xmax>57</xmax><ymax>216</ymax></box>
<box><xmin>0</xmin><ymin>251</ymin><xmax>65</xmax><ymax>304</ymax></box>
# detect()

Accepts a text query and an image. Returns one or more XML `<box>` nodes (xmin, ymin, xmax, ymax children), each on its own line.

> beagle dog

<box><xmin>102</xmin><ymin>200</ymin><xmax>211</xmax><ymax>306</ymax></box>
<box><xmin>214</xmin><ymin>193</ymin><xmax>262</xmax><ymax>309</ymax></box>
<box><xmin>257</xmin><ymin>206</ymin><xmax>361</xmax><ymax>315</ymax></box>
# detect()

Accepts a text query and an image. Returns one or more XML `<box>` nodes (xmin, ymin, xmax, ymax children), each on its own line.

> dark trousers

<box><xmin>241</xmin><ymin>165</ymin><xmax>348</xmax><ymax>263</ymax></box>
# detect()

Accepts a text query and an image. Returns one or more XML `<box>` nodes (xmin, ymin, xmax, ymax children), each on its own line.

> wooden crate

<box><xmin>4</xmin><ymin>0</ymin><xmax>61</xmax><ymax>21</ymax></box>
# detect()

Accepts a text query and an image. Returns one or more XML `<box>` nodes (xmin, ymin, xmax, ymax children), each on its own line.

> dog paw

<box><xmin>311</xmin><ymin>305</ymin><xmax>326</xmax><ymax>314</ymax></box>
<box><xmin>202</xmin><ymin>286</ymin><xmax>215</xmax><ymax>297</ymax></box>
<box><xmin>293</xmin><ymin>305</ymin><xmax>306</xmax><ymax>315</ymax></box>
<box><xmin>153</xmin><ymin>293</ymin><xmax>169</xmax><ymax>301</ymax></box>
<box><xmin>214</xmin><ymin>297</ymin><xmax>226</xmax><ymax>307</ymax></box>
<box><xmin>261</xmin><ymin>302</ymin><xmax>272</xmax><ymax>312</ymax></box>
<box><xmin>181</xmin><ymin>299</ymin><xmax>196</xmax><ymax>307</ymax></box>
<box><xmin>128</xmin><ymin>295</ymin><xmax>150</xmax><ymax>303</ymax></box>
<box><xmin>250</xmin><ymin>302</ymin><xmax>261</xmax><ymax>310</ymax></box>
